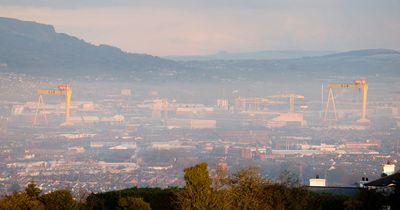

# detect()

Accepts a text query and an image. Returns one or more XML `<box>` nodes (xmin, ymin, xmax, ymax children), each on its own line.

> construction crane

<box><xmin>234</xmin><ymin>97</ymin><xmax>269</xmax><ymax>112</ymax></box>
<box><xmin>268</xmin><ymin>94</ymin><xmax>304</xmax><ymax>113</ymax></box>
<box><xmin>34</xmin><ymin>84</ymin><xmax>72</xmax><ymax>125</ymax></box>
<box><xmin>152</xmin><ymin>98</ymin><xmax>169</xmax><ymax>125</ymax></box>
<box><xmin>324</xmin><ymin>79</ymin><xmax>369</xmax><ymax>123</ymax></box>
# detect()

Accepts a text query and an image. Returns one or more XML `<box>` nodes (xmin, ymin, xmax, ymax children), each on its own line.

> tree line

<box><xmin>1</xmin><ymin>162</ymin><xmax>399</xmax><ymax>210</ymax></box>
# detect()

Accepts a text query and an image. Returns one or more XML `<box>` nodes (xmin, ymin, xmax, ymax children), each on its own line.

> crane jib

<box><xmin>328</xmin><ymin>83</ymin><xmax>366</xmax><ymax>89</ymax></box>
<box><xmin>37</xmin><ymin>89</ymin><xmax>66</xmax><ymax>95</ymax></box>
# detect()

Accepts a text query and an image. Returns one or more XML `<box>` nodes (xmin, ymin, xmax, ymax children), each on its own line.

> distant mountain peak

<box><xmin>0</xmin><ymin>17</ymin><xmax>57</xmax><ymax>42</ymax></box>
<box><xmin>0</xmin><ymin>17</ymin><xmax>178</xmax><ymax>76</ymax></box>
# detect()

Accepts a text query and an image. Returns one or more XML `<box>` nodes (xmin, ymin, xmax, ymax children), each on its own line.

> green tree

<box><xmin>0</xmin><ymin>181</ymin><xmax>46</xmax><ymax>210</ymax></box>
<box><xmin>228</xmin><ymin>168</ymin><xmax>312</xmax><ymax>210</ymax></box>
<box><xmin>40</xmin><ymin>189</ymin><xmax>79</xmax><ymax>210</ymax></box>
<box><xmin>344</xmin><ymin>189</ymin><xmax>387</xmax><ymax>210</ymax></box>
<box><xmin>229</xmin><ymin>167</ymin><xmax>270</xmax><ymax>210</ymax></box>
<box><xmin>118</xmin><ymin>197</ymin><xmax>151</xmax><ymax>210</ymax></box>
<box><xmin>308</xmin><ymin>192</ymin><xmax>347</xmax><ymax>210</ymax></box>
<box><xmin>344</xmin><ymin>198</ymin><xmax>363</xmax><ymax>210</ymax></box>
<box><xmin>177</xmin><ymin>162</ymin><xmax>218</xmax><ymax>210</ymax></box>
<box><xmin>0</xmin><ymin>192</ymin><xmax>44</xmax><ymax>210</ymax></box>
<box><xmin>212</xmin><ymin>166</ymin><xmax>232</xmax><ymax>210</ymax></box>
<box><xmin>269</xmin><ymin>184</ymin><xmax>310</xmax><ymax>210</ymax></box>
<box><xmin>26</xmin><ymin>182</ymin><xmax>42</xmax><ymax>198</ymax></box>
<box><xmin>85</xmin><ymin>187</ymin><xmax>178</xmax><ymax>210</ymax></box>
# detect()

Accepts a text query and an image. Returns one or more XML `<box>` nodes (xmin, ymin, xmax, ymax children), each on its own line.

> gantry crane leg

<box><xmin>324</xmin><ymin>88</ymin><xmax>338</xmax><ymax>121</ymax></box>
<box><xmin>34</xmin><ymin>95</ymin><xmax>48</xmax><ymax>125</ymax></box>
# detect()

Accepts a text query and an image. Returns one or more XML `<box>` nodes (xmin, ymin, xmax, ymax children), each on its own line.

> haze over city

<box><xmin>0</xmin><ymin>0</ymin><xmax>400</xmax><ymax>209</ymax></box>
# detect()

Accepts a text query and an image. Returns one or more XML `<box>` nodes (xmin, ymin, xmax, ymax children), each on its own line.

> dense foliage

<box><xmin>1</xmin><ymin>163</ymin><xmax>398</xmax><ymax>210</ymax></box>
<box><xmin>176</xmin><ymin>164</ymin><xmax>347</xmax><ymax>210</ymax></box>
<box><xmin>85</xmin><ymin>187</ymin><xmax>177</xmax><ymax>210</ymax></box>
<box><xmin>0</xmin><ymin>182</ymin><xmax>79</xmax><ymax>210</ymax></box>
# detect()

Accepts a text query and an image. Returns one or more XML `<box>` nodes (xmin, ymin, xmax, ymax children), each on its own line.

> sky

<box><xmin>0</xmin><ymin>0</ymin><xmax>399</xmax><ymax>56</ymax></box>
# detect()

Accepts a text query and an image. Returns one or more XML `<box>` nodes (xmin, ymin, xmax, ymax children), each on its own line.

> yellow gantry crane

<box><xmin>34</xmin><ymin>84</ymin><xmax>72</xmax><ymax>125</ymax></box>
<box><xmin>324</xmin><ymin>79</ymin><xmax>369</xmax><ymax>123</ymax></box>
<box><xmin>268</xmin><ymin>94</ymin><xmax>304</xmax><ymax>113</ymax></box>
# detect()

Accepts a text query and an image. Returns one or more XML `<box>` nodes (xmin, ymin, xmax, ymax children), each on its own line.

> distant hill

<box><xmin>0</xmin><ymin>17</ymin><xmax>178</xmax><ymax>76</ymax></box>
<box><xmin>179</xmin><ymin>48</ymin><xmax>400</xmax><ymax>81</ymax></box>
<box><xmin>167</xmin><ymin>50</ymin><xmax>335</xmax><ymax>61</ymax></box>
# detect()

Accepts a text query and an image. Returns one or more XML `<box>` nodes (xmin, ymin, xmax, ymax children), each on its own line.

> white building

<box><xmin>309</xmin><ymin>176</ymin><xmax>326</xmax><ymax>187</ymax></box>
<box><xmin>383</xmin><ymin>162</ymin><xmax>396</xmax><ymax>176</ymax></box>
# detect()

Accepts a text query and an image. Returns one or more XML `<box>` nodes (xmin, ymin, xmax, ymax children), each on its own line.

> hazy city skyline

<box><xmin>1</xmin><ymin>1</ymin><xmax>400</xmax><ymax>208</ymax></box>
<box><xmin>1</xmin><ymin>0</ymin><xmax>399</xmax><ymax>56</ymax></box>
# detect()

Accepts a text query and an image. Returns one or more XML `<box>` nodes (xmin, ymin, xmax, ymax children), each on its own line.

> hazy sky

<box><xmin>0</xmin><ymin>0</ymin><xmax>399</xmax><ymax>56</ymax></box>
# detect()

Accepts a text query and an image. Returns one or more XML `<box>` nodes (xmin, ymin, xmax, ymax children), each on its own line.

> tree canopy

<box><xmin>0</xmin><ymin>165</ymin><xmax>396</xmax><ymax>210</ymax></box>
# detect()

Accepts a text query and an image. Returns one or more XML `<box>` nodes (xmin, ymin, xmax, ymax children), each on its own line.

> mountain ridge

<box><xmin>0</xmin><ymin>17</ymin><xmax>399</xmax><ymax>80</ymax></box>
<box><xmin>0</xmin><ymin>17</ymin><xmax>178</xmax><ymax>76</ymax></box>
